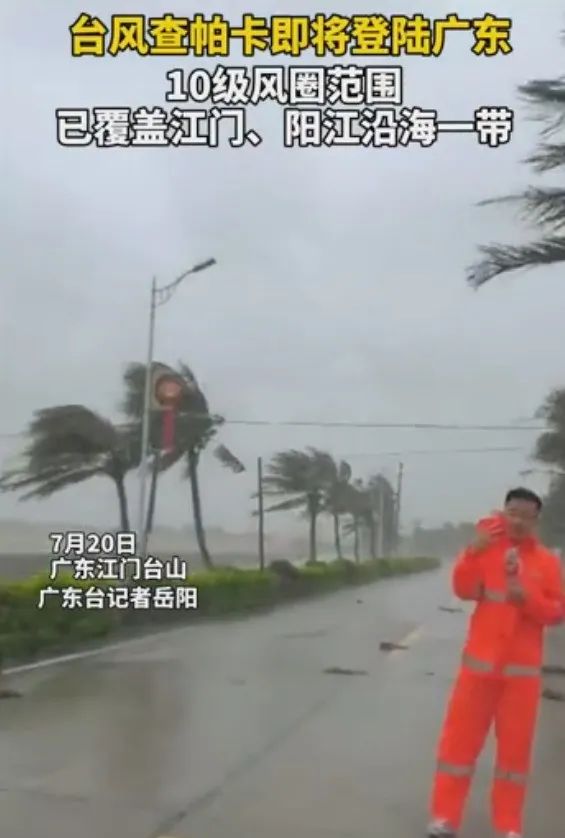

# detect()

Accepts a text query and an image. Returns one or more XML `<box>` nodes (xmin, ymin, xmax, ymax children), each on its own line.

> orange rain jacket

<box><xmin>453</xmin><ymin>536</ymin><xmax>564</xmax><ymax>672</ymax></box>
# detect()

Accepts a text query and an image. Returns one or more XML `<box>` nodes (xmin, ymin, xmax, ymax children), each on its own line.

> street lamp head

<box><xmin>192</xmin><ymin>258</ymin><xmax>216</xmax><ymax>273</ymax></box>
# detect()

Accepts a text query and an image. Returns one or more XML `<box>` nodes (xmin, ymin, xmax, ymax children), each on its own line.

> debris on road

<box><xmin>542</xmin><ymin>665</ymin><xmax>565</xmax><ymax>677</ymax></box>
<box><xmin>439</xmin><ymin>606</ymin><xmax>463</xmax><ymax>614</ymax></box>
<box><xmin>356</xmin><ymin>599</ymin><xmax>363</xmax><ymax>604</ymax></box>
<box><xmin>542</xmin><ymin>687</ymin><xmax>565</xmax><ymax>702</ymax></box>
<box><xmin>323</xmin><ymin>666</ymin><xmax>368</xmax><ymax>676</ymax></box>
<box><xmin>0</xmin><ymin>688</ymin><xmax>22</xmax><ymax>699</ymax></box>
<box><xmin>379</xmin><ymin>641</ymin><xmax>408</xmax><ymax>652</ymax></box>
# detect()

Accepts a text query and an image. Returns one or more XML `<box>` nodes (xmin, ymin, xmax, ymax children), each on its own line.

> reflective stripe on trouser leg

<box><xmin>491</xmin><ymin>675</ymin><xmax>541</xmax><ymax>834</ymax></box>
<box><xmin>430</xmin><ymin>668</ymin><xmax>501</xmax><ymax>829</ymax></box>
<box><xmin>461</xmin><ymin>653</ymin><xmax>494</xmax><ymax>673</ymax></box>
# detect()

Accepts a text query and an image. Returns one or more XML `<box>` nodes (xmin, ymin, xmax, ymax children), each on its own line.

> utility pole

<box><xmin>257</xmin><ymin>456</ymin><xmax>265</xmax><ymax>571</ymax></box>
<box><xmin>137</xmin><ymin>277</ymin><xmax>156</xmax><ymax>560</ymax></box>
<box><xmin>136</xmin><ymin>259</ymin><xmax>216</xmax><ymax>561</ymax></box>
<box><xmin>377</xmin><ymin>483</ymin><xmax>385</xmax><ymax>558</ymax></box>
<box><xmin>394</xmin><ymin>461</ymin><xmax>404</xmax><ymax>555</ymax></box>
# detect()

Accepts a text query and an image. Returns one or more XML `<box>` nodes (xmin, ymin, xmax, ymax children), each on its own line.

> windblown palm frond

<box><xmin>467</xmin><ymin>237</ymin><xmax>565</xmax><ymax>288</ymax></box>
<box><xmin>121</xmin><ymin>359</ymin><xmax>226</xmax><ymax>569</ymax></box>
<box><xmin>530</xmin><ymin>387</ymin><xmax>565</xmax><ymax>546</ymax></box>
<box><xmin>262</xmin><ymin>497</ymin><xmax>305</xmax><ymax>514</ymax></box>
<box><xmin>214</xmin><ymin>444</ymin><xmax>246</xmax><ymax>473</ymax></box>
<box><xmin>0</xmin><ymin>463</ymin><xmax>106</xmax><ymax>500</ymax></box>
<box><xmin>519</xmin><ymin>77</ymin><xmax>565</xmax><ymax>130</ymax></box>
<box><xmin>535</xmin><ymin>388</ymin><xmax>565</xmax><ymax>423</ymax></box>
<box><xmin>0</xmin><ymin>404</ymin><xmax>134</xmax><ymax>528</ymax></box>
<box><xmin>526</xmin><ymin>143</ymin><xmax>565</xmax><ymax>173</ymax></box>
<box><xmin>478</xmin><ymin>188</ymin><xmax>565</xmax><ymax>230</ymax></box>
<box><xmin>540</xmin><ymin>474</ymin><xmax>565</xmax><ymax>546</ymax></box>
<box><xmin>532</xmin><ymin>388</ymin><xmax>565</xmax><ymax>470</ymax></box>
<box><xmin>468</xmin><ymin>38</ymin><xmax>565</xmax><ymax>289</ymax></box>
<box><xmin>257</xmin><ymin>448</ymin><xmax>344</xmax><ymax>562</ymax></box>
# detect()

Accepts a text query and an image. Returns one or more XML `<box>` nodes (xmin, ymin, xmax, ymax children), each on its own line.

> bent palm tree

<box><xmin>530</xmin><ymin>389</ymin><xmax>565</xmax><ymax>550</ymax></box>
<box><xmin>321</xmin><ymin>459</ymin><xmax>352</xmax><ymax>559</ymax></box>
<box><xmin>260</xmin><ymin>447</ymin><xmax>336</xmax><ymax>563</ymax></box>
<box><xmin>121</xmin><ymin>363</ymin><xmax>185</xmax><ymax>536</ymax></box>
<box><xmin>0</xmin><ymin>405</ymin><xmax>136</xmax><ymax>529</ymax></box>
<box><xmin>342</xmin><ymin>480</ymin><xmax>370</xmax><ymax>562</ymax></box>
<box><xmin>468</xmin><ymin>43</ymin><xmax>565</xmax><ymax>288</ymax></box>
<box><xmin>122</xmin><ymin>361</ymin><xmax>231</xmax><ymax>569</ymax></box>
<box><xmin>534</xmin><ymin>388</ymin><xmax>565</xmax><ymax>470</ymax></box>
<box><xmin>342</xmin><ymin>474</ymin><xmax>396</xmax><ymax>560</ymax></box>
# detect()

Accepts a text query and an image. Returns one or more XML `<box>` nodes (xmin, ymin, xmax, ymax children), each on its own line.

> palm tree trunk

<box><xmin>353</xmin><ymin>518</ymin><xmax>360</xmax><ymax>563</ymax></box>
<box><xmin>308</xmin><ymin>495</ymin><xmax>318</xmax><ymax>563</ymax></box>
<box><xmin>145</xmin><ymin>452</ymin><xmax>160</xmax><ymax>535</ymax></box>
<box><xmin>187</xmin><ymin>449</ymin><xmax>213</xmax><ymax>569</ymax></box>
<box><xmin>369</xmin><ymin>519</ymin><xmax>377</xmax><ymax>561</ymax></box>
<box><xmin>114</xmin><ymin>475</ymin><xmax>130</xmax><ymax>531</ymax></box>
<box><xmin>333</xmin><ymin>512</ymin><xmax>342</xmax><ymax>559</ymax></box>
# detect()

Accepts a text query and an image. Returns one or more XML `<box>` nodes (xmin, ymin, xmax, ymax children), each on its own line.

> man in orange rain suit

<box><xmin>427</xmin><ymin>487</ymin><xmax>565</xmax><ymax>838</ymax></box>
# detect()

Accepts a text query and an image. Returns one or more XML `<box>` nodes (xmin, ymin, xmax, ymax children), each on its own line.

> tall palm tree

<box><xmin>260</xmin><ymin>447</ymin><xmax>336</xmax><ymax>563</ymax></box>
<box><xmin>0</xmin><ymin>405</ymin><xmax>136</xmax><ymax>529</ymax></box>
<box><xmin>342</xmin><ymin>474</ymin><xmax>397</xmax><ymax>560</ymax></box>
<box><xmin>342</xmin><ymin>479</ymin><xmax>370</xmax><ymax>562</ymax></box>
<box><xmin>522</xmin><ymin>388</ymin><xmax>565</xmax><ymax>550</ymax></box>
<box><xmin>121</xmin><ymin>361</ymin><xmax>223</xmax><ymax>568</ymax></box>
<box><xmin>540</xmin><ymin>474</ymin><xmax>565</xmax><ymax>550</ymax></box>
<box><xmin>321</xmin><ymin>458</ymin><xmax>352</xmax><ymax>559</ymax></box>
<box><xmin>121</xmin><ymin>362</ymin><xmax>187</xmax><ymax>536</ymax></box>
<box><xmin>468</xmin><ymin>34</ymin><xmax>565</xmax><ymax>288</ymax></box>
<box><xmin>533</xmin><ymin>388</ymin><xmax>565</xmax><ymax>470</ymax></box>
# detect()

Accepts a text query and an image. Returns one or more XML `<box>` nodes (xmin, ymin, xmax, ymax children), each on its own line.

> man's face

<box><xmin>504</xmin><ymin>498</ymin><xmax>540</xmax><ymax>539</ymax></box>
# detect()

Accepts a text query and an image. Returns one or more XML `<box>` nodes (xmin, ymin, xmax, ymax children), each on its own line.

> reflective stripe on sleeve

<box><xmin>502</xmin><ymin>664</ymin><xmax>540</xmax><ymax>677</ymax></box>
<box><xmin>482</xmin><ymin>588</ymin><xmax>507</xmax><ymax>603</ymax></box>
<box><xmin>494</xmin><ymin>768</ymin><xmax>528</xmax><ymax>784</ymax></box>
<box><xmin>436</xmin><ymin>760</ymin><xmax>474</xmax><ymax>778</ymax></box>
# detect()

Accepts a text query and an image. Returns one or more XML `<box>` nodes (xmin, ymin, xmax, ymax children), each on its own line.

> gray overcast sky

<box><xmin>1</xmin><ymin>1</ymin><xmax>565</xmax><ymax>534</ymax></box>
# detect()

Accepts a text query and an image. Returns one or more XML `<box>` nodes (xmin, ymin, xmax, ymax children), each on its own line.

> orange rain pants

<box><xmin>431</xmin><ymin>663</ymin><xmax>541</xmax><ymax>833</ymax></box>
<box><xmin>429</xmin><ymin>536</ymin><xmax>564</xmax><ymax>834</ymax></box>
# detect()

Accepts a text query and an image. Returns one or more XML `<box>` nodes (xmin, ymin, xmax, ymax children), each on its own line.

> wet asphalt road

<box><xmin>1</xmin><ymin>565</ymin><xmax>564</xmax><ymax>838</ymax></box>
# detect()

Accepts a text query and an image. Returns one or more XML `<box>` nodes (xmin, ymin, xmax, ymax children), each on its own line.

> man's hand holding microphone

<box><xmin>467</xmin><ymin>512</ymin><xmax>525</xmax><ymax>603</ymax></box>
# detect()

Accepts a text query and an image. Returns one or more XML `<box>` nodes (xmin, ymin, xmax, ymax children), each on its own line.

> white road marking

<box><xmin>4</xmin><ymin>625</ymin><xmax>192</xmax><ymax>675</ymax></box>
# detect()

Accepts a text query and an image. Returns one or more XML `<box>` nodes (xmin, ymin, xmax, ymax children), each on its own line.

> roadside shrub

<box><xmin>269</xmin><ymin>559</ymin><xmax>301</xmax><ymax>580</ymax></box>
<box><xmin>0</xmin><ymin>556</ymin><xmax>439</xmax><ymax>665</ymax></box>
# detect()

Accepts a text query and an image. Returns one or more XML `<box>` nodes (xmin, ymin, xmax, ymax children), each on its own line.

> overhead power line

<box><xmin>0</xmin><ymin>418</ymin><xmax>546</xmax><ymax>439</ymax></box>
<box><xmin>339</xmin><ymin>446</ymin><xmax>526</xmax><ymax>457</ymax></box>
<box><xmin>223</xmin><ymin>419</ymin><xmax>544</xmax><ymax>431</ymax></box>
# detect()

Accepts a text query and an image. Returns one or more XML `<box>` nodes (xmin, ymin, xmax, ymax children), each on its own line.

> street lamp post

<box><xmin>136</xmin><ymin>258</ymin><xmax>216</xmax><ymax>559</ymax></box>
